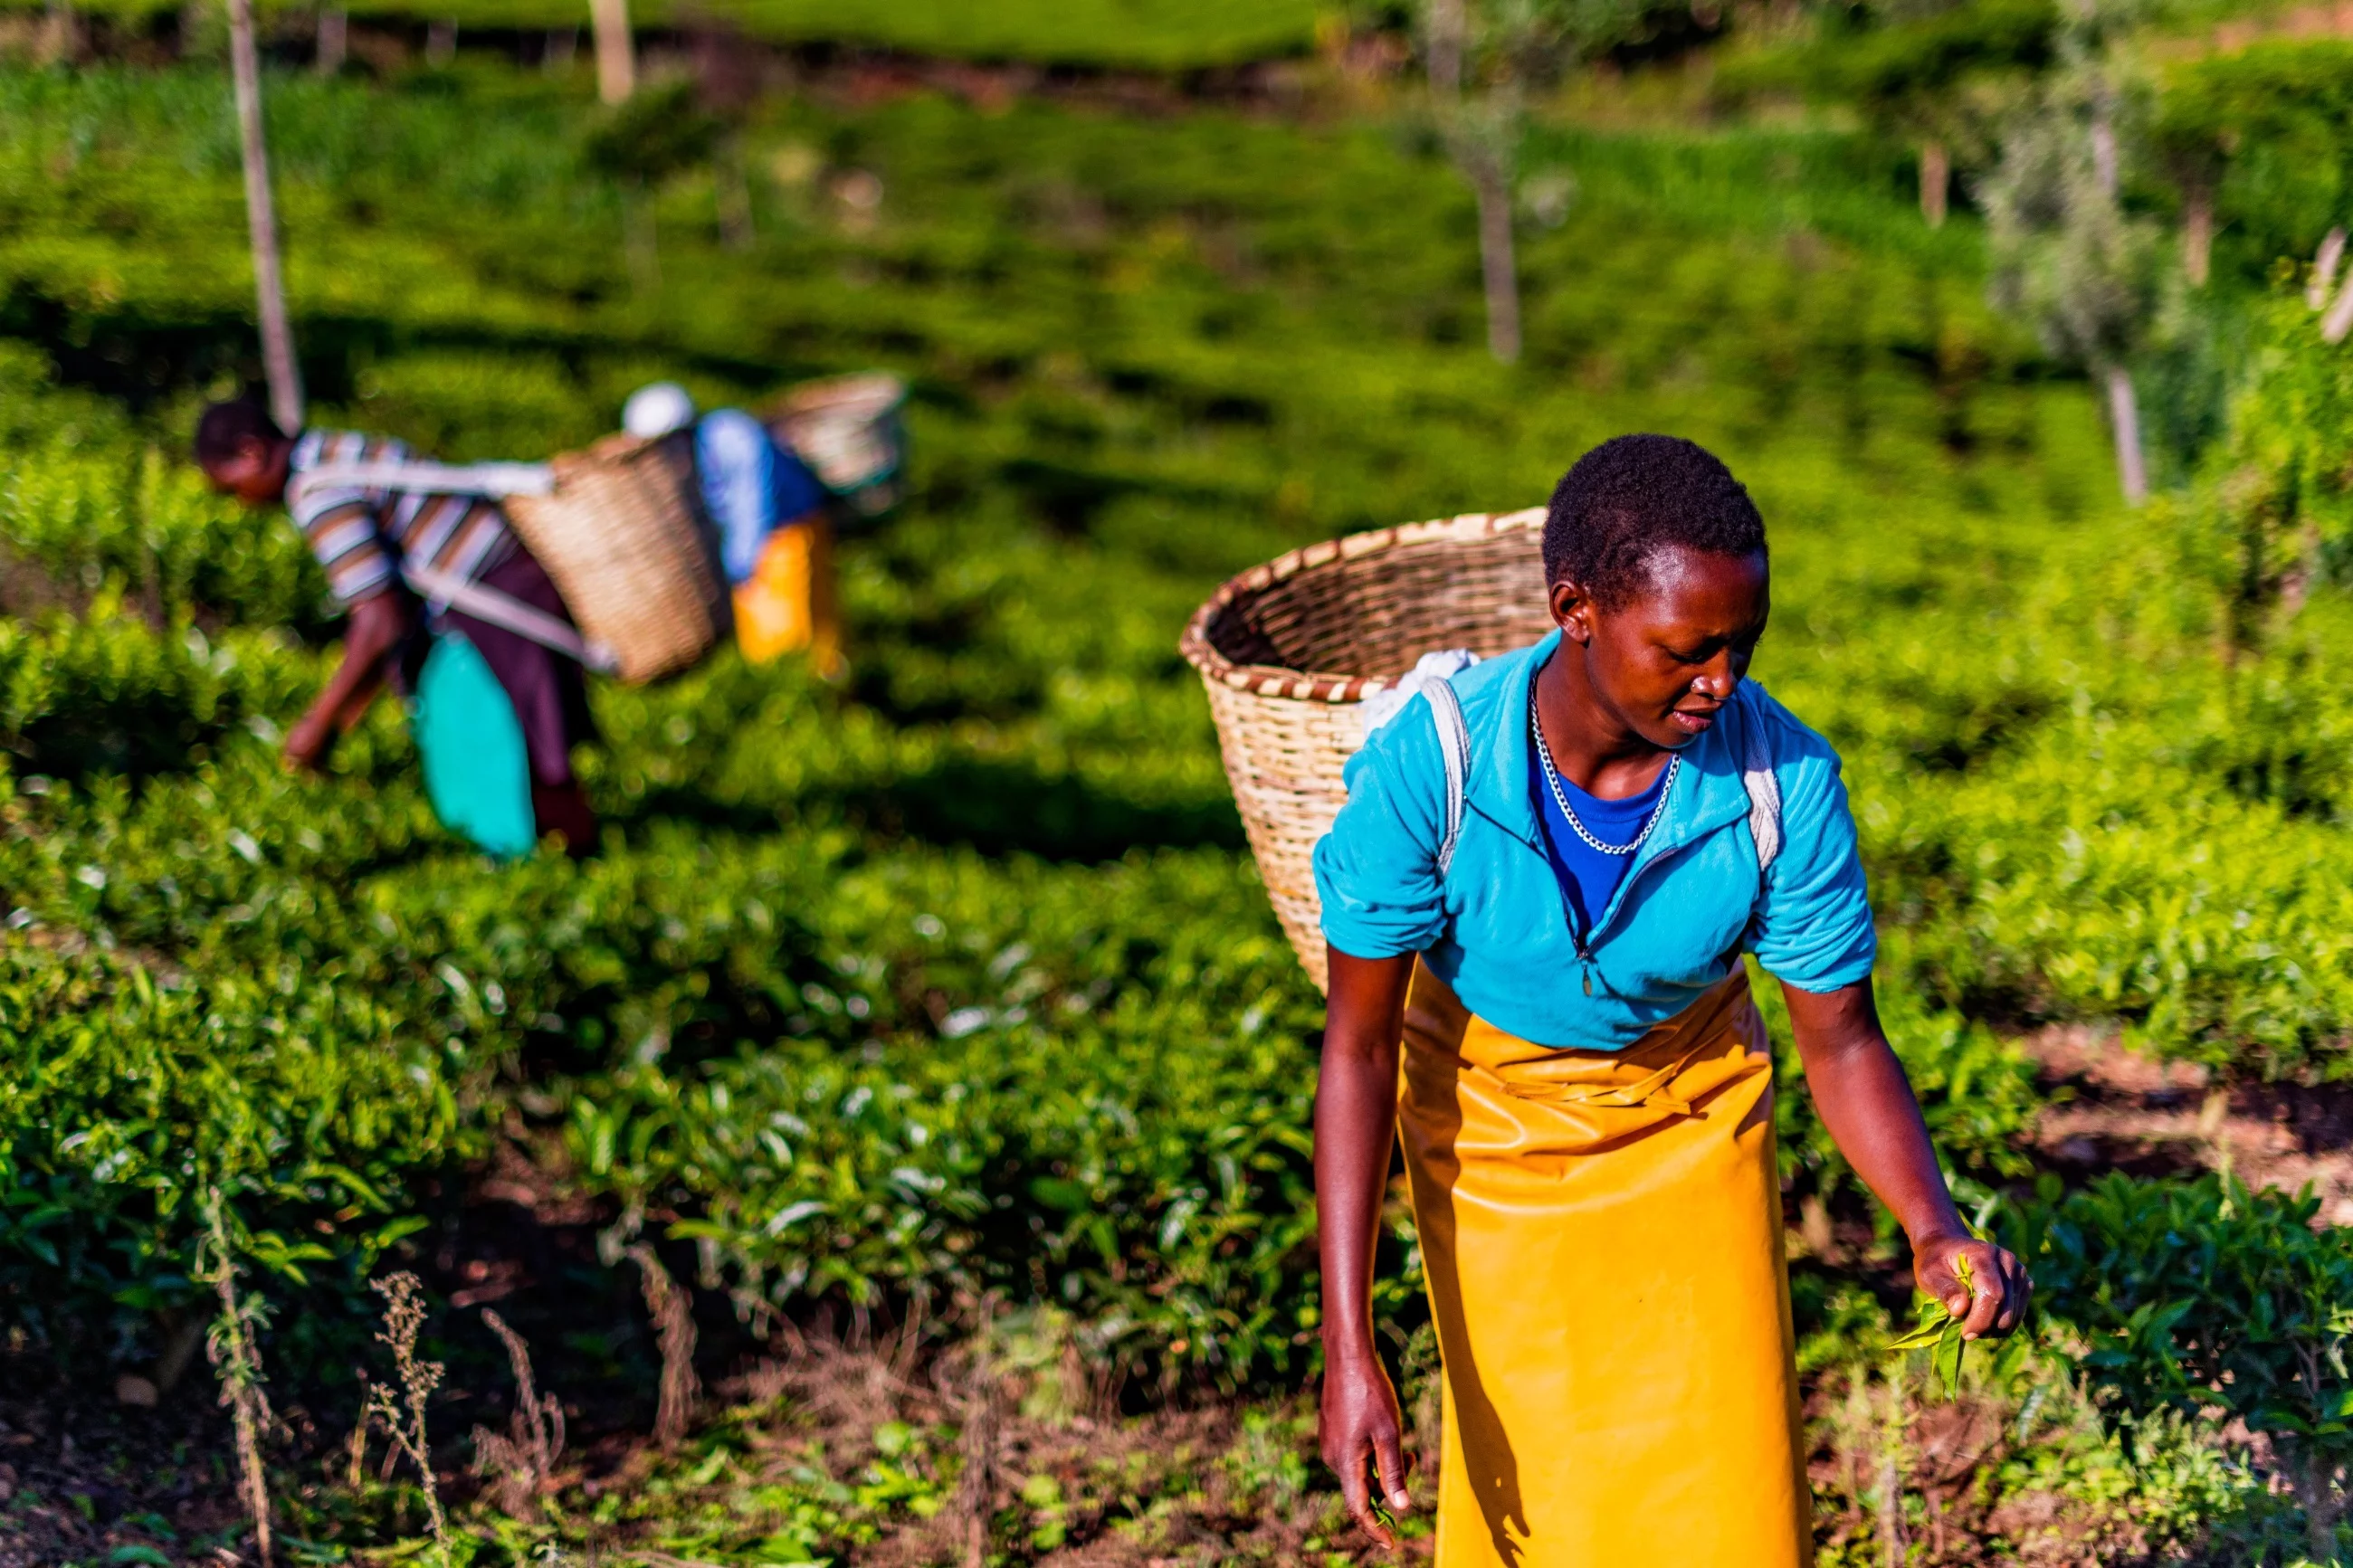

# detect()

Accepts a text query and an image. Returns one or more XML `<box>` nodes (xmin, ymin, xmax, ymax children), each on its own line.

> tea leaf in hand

<box><xmin>1891</xmin><ymin>1253</ymin><xmax>1975</xmax><ymax>1395</ymax></box>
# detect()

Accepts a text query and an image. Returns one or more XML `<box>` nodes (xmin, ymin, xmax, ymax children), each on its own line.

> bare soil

<box><xmin>2021</xmin><ymin>1025</ymin><xmax>2353</xmax><ymax>1220</ymax></box>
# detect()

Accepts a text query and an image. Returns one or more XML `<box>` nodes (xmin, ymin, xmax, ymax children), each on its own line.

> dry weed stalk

<box><xmin>471</xmin><ymin>1308</ymin><xmax>567</xmax><ymax>1516</ymax></box>
<box><xmin>627</xmin><ymin>1244</ymin><xmax>700</xmax><ymax>1449</ymax></box>
<box><xmin>345</xmin><ymin>1403</ymin><xmax>373</xmax><ymax>1492</ymax></box>
<box><xmin>366</xmin><ymin>1271</ymin><xmax>450</xmax><ymax>1545</ymax></box>
<box><xmin>746</xmin><ymin>1334</ymin><xmax>918</xmax><ymax>1442</ymax></box>
<box><xmin>198</xmin><ymin>1192</ymin><xmax>275</xmax><ymax>1568</ymax></box>
<box><xmin>1872</xmin><ymin>1373</ymin><xmax>1909</xmax><ymax>1568</ymax></box>
<box><xmin>953</xmin><ymin>1352</ymin><xmax>1004</xmax><ymax>1568</ymax></box>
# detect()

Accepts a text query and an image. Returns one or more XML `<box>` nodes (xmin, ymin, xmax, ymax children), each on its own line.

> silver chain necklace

<box><xmin>1530</xmin><ymin>687</ymin><xmax>1678</xmax><ymax>858</ymax></box>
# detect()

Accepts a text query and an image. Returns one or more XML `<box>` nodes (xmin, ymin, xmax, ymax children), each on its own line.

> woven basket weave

<box><xmin>1178</xmin><ymin>508</ymin><xmax>1552</xmax><ymax>993</ymax></box>
<box><xmin>502</xmin><ymin>430</ymin><xmax>729</xmax><ymax>684</ymax></box>
<box><xmin>768</xmin><ymin>372</ymin><xmax>908</xmax><ymax>518</ymax></box>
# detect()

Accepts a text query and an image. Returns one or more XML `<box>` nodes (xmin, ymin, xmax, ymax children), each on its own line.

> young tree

<box><xmin>1981</xmin><ymin>0</ymin><xmax>2161</xmax><ymax>502</ymax></box>
<box><xmin>2152</xmin><ymin>40</ymin><xmax>2353</xmax><ymax>291</ymax></box>
<box><xmin>1805</xmin><ymin>0</ymin><xmax>2055</xmax><ymax>227</ymax></box>
<box><xmin>1418</xmin><ymin>0</ymin><xmax>1653</xmax><ymax>363</ymax></box>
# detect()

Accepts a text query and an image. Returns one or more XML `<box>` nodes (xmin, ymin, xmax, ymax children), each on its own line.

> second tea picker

<box><xmin>623</xmin><ymin>382</ymin><xmax>844</xmax><ymax>677</ymax></box>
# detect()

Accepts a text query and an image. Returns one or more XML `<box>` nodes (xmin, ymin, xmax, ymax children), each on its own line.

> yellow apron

<box><xmin>733</xmin><ymin>516</ymin><xmax>843</xmax><ymax>677</ymax></box>
<box><xmin>1399</xmin><ymin>960</ymin><xmax>1810</xmax><ymax>1568</ymax></box>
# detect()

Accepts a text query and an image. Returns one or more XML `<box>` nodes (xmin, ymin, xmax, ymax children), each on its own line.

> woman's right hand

<box><xmin>1315</xmin><ymin>948</ymin><xmax>1419</xmax><ymax>1548</ymax></box>
<box><xmin>1319</xmin><ymin>1339</ymin><xmax>1413</xmax><ymax>1548</ymax></box>
<box><xmin>282</xmin><ymin>705</ymin><xmax>336</xmax><ymax>772</ymax></box>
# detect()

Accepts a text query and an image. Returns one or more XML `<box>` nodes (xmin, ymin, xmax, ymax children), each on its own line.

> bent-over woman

<box><xmin>195</xmin><ymin>400</ymin><xmax>598</xmax><ymax>857</ymax></box>
<box><xmin>1310</xmin><ymin>435</ymin><xmax>2027</xmax><ymax>1566</ymax></box>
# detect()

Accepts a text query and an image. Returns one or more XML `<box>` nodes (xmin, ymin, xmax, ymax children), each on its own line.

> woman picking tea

<box><xmin>1310</xmin><ymin>434</ymin><xmax>2027</xmax><ymax>1566</ymax></box>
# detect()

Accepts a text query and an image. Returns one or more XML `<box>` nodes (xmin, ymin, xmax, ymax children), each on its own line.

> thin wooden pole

<box><xmin>2103</xmin><ymin>364</ymin><xmax>2147</xmax><ymax>507</ymax></box>
<box><xmin>228</xmin><ymin>0</ymin><xmax>303</xmax><ymax>434</ymax></box>
<box><xmin>589</xmin><ymin>0</ymin><xmax>633</xmax><ymax>104</ymax></box>
<box><xmin>315</xmin><ymin>6</ymin><xmax>345</xmax><ymax>73</ymax></box>
<box><xmin>1920</xmin><ymin>139</ymin><xmax>1949</xmax><ymax>228</ymax></box>
<box><xmin>1473</xmin><ymin>157</ymin><xmax>1519</xmax><ymax>364</ymax></box>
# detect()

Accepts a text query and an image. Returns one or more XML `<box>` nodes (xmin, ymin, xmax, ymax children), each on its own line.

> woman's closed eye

<box><xmin>1667</xmin><ymin>631</ymin><xmax>1763</xmax><ymax>666</ymax></box>
<box><xmin>1664</xmin><ymin>639</ymin><xmax>1734</xmax><ymax>666</ymax></box>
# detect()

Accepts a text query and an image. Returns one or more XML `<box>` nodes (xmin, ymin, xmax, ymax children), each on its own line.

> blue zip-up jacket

<box><xmin>1312</xmin><ymin>631</ymin><xmax>1877</xmax><ymax>1051</ymax></box>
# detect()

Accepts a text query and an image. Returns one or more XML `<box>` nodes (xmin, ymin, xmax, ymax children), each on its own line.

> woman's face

<box><xmin>202</xmin><ymin>435</ymin><xmax>291</xmax><ymax>509</ymax></box>
<box><xmin>1550</xmin><ymin>546</ymin><xmax>1770</xmax><ymax>751</ymax></box>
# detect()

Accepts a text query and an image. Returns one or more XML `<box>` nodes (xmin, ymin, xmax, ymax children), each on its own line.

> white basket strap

<box><xmin>288</xmin><ymin>458</ymin><xmax>556</xmax><ymax>508</ymax></box>
<box><xmin>1741</xmin><ymin>718</ymin><xmax>1784</xmax><ymax>872</ymax></box>
<box><xmin>1425</xmin><ymin>679</ymin><xmax>1472</xmax><ymax>878</ymax></box>
<box><xmin>404</xmin><ymin>561</ymin><xmax>620</xmax><ymax>675</ymax></box>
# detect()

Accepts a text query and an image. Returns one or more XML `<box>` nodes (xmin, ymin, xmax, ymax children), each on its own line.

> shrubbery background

<box><xmin>8</xmin><ymin>12</ymin><xmax>2353</xmax><ymax>1560</ymax></box>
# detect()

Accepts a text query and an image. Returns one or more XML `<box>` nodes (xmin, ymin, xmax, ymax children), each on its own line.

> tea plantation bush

<box><xmin>2005</xmin><ymin>1173</ymin><xmax>2353</xmax><ymax>1554</ymax></box>
<box><xmin>6</xmin><ymin>0</ymin><xmax>1323</xmax><ymax>71</ymax></box>
<box><xmin>6</xmin><ymin>58</ymin><xmax>2353</xmax><ymax>1432</ymax></box>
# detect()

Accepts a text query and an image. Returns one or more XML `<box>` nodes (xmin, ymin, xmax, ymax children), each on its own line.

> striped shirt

<box><xmin>287</xmin><ymin>429</ymin><xmax>517</xmax><ymax>606</ymax></box>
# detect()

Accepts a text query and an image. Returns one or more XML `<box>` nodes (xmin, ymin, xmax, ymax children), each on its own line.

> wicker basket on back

<box><xmin>502</xmin><ymin>429</ymin><xmax>729</xmax><ymax>684</ymax></box>
<box><xmin>767</xmin><ymin>373</ymin><xmax>909</xmax><ymax>518</ymax></box>
<box><xmin>1178</xmin><ymin>508</ymin><xmax>1552</xmax><ymax>993</ymax></box>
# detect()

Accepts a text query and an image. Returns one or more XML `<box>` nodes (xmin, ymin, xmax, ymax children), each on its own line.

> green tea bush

<box><xmin>2</xmin><ymin>55</ymin><xmax>2351</xmax><ymax>1427</ymax></box>
<box><xmin>556</xmin><ymin>845</ymin><xmax>1324</xmax><ymax>1377</ymax></box>
<box><xmin>20</xmin><ymin>0</ymin><xmax>1322</xmax><ymax>70</ymax></box>
<box><xmin>0</xmin><ymin>940</ymin><xmax>458</xmax><ymax>1335</ymax></box>
<box><xmin>2014</xmin><ymin>1173</ymin><xmax>2353</xmax><ymax>1557</ymax></box>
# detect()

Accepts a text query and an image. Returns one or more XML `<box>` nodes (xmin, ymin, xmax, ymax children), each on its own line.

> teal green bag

<box><xmin>412</xmin><ymin>631</ymin><xmax>538</xmax><ymax>859</ymax></box>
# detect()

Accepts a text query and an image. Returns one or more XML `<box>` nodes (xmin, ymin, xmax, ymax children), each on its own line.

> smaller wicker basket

<box><xmin>1178</xmin><ymin>508</ymin><xmax>1552</xmax><ymax>993</ymax></box>
<box><xmin>769</xmin><ymin>373</ymin><xmax>908</xmax><ymax>517</ymax></box>
<box><xmin>501</xmin><ymin>430</ymin><xmax>729</xmax><ymax>684</ymax></box>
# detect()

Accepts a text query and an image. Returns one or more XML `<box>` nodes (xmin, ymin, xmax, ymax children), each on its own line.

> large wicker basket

<box><xmin>502</xmin><ymin>430</ymin><xmax>729</xmax><ymax>684</ymax></box>
<box><xmin>1178</xmin><ymin>508</ymin><xmax>1551</xmax><ymax>992</ymax></box>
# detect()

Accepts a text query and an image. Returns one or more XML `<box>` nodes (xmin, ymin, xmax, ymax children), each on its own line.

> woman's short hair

<box><xmin>194</xmin><ymin>399</ymin><xmax>286</xmax><ymax>468</ymax></box>
<box><xmin>1542</xmin><ymin>434</ymin><xmax>1766</xmax><ymax>605</ymax></box>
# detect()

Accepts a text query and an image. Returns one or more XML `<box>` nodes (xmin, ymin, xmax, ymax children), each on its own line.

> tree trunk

<box><xmin>2312</xmin><ymin>228</ymin><xmax>2348</xmax><ymax>310</ymax></box>
<box><xmin>1427</xmin><ymin>0</ymin><xmax>1462</xmax><ymax>97</ymax></box>
<box><xmin>1473</xmin><ymin>159</ymin><xmax>1519</xmax><ymax>364</ymax></box>
<box><xmin>228</xmin><ymin>0</ymin><xmax>304</xmax><ymax>435</ymax></box>
<box><xmin>2182</xmin><ymin>186</ymin><xmax>2212</xmax><ymax>287</ymax></box>
<box><xmin>424</xmin><ymin>17</ymin><xmax>454</xmax><ymax>63</ymax></box>
<box><xmin>2322</xmin><ymin>268</ymin><xmax>2353</xmax><ymax>345</ymax></box>
<box><xmin>2294</xmin><ymin>1449</ymin><xmax>2344</xmax><ymax>1565</ymax></box>
<box><xmin>2104</xmin><ymin>363</ymin><xmax>2147</xmax><ymax>506</ymax></box>
<box><xmin>315</xmin><ymin>7</ymin><xmax>344</xmax><ymax>73</ymax></box>
<box><xmin>1920</xmin><ymin>139</ymin><xmax>1949</xmax><ymax>229</ymax></box>
<box><xmin>717</xmin><ymin>138</ymin><xmax>754</xmax><ymax>251</ymax></box>
<box><xmin>2091</xmin><ymin>112</ymin><xmax>2119</xmax><ymax>199</ymax></box>
<box><xmin>38</xmin><ymin>0</ymin><xmax>78</xmax><ymax>64</ymax></box>
<box><xmin>589</xmin><ymin>0</ymin><xmax>633</xmax><ymax>104</ymax></box>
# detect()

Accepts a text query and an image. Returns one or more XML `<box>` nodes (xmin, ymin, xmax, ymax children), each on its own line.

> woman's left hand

<box><xmin>1912</xmin><ymin>1231</ymin><xmax>2029</xmax><ymax>1340</ymax></box>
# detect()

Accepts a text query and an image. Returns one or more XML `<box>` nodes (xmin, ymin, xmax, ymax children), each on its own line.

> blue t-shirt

<box><xmin>1529</xmin><ymin>739</ymin><xmax>1672</xmax><ymax>938</ymax></box>
<box><xmin>1313</xmin><ymin>632</ymin><xmax>1879</xmax><ymax>1050</ymax></box>
<box><xmin>695</xmin><ymin>408</ymin><xmax>830</xmax><ymax>584</ymax></box>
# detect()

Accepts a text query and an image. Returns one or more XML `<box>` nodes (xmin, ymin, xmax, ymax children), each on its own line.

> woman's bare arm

<box><xmin>1783</xmin><ymin>976</ymin><xmax>2028</xmax><ymax>1337</ymax></box>
<box><xmin>1315</xmin><ymin>946</ymin><xmax>1417</xmax><ymax>1547</ymax></box>
<box><xmin>285</xmin><ymin>590</ymin><xmax>409</xmax><ymax>770</ymax></box>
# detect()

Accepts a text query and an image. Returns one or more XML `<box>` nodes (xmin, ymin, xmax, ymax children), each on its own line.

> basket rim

<box><xmin>1176</xmin><ymin>507</ymin><xmax>1546</xmax><ymax>703</ymax></box>
<box><xmin>776</xmin><ymin>371</ymin><xmax>908</xmax><ymax>420</ymax></box>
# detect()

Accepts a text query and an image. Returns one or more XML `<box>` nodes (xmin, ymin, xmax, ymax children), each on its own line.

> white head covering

<box><xmin>623</xmin><ymin>381</ymin><xmax>697</xmax><ymax>440</ymax></box>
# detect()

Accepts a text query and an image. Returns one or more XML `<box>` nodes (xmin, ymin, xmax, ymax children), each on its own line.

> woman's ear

<box><xmin>1548</xmin><ymin>576</ymin><xmax>1596</xmax><ymax>646</ymax></box>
